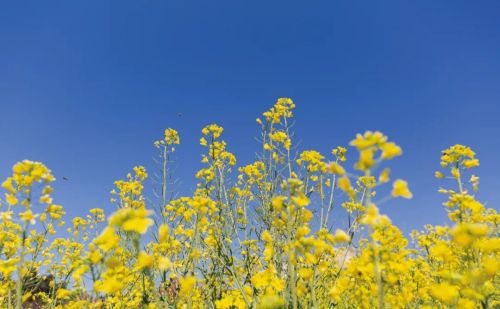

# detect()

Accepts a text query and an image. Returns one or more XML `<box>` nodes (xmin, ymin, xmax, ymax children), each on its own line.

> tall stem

<box><xmin>16</xmin><ymin>226</ymin><xmax>27</xmax><ymax>309</ymax></box>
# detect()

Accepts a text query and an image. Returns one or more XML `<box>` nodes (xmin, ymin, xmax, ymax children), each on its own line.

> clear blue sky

<box><xmin>1</xmin><ymin>0</ymin><xmax>499</xmax><ymax>234</ymax></box>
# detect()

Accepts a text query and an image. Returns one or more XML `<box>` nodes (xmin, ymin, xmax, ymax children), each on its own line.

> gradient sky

<box><xmin>1</xmin><ymin>0</ymin><xmax>499</xmax><ymax>235</ymax></box>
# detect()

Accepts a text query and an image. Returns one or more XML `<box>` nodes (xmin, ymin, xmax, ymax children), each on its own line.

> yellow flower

<box><xmin>158</xmin><ymin>224</ymin><xmax>169</xmax><ymax>243</ymax></box>
<box><xmin>0</xmin><ymin>258</ymin><xmax>18</xmax><ymax>277</ymax></box>
<box><xmin>94</xmin><ymin>227</ymin><xmax>120</xmax><ymax>252</ymax></box>
<box><xmin>95</xmin><ymin>276</ymin><xmax>123</xmax><ymax>294</ymax></box>
<box><xmin>361</xmin><ymin>204</ymin><xmax>390</xmax><ymax>226</ymax></box>
<box><xmin>179</xmin><ymin>276</ymin><xmax>196</xmax><ymax>297</ymax></box>
<box><xmin>271</xmin><ymin>196</ymin><xmax>286</xmax><ymax>211</ymax></box>
<box><xmin>262</xmin><ymin>98</ymin><xmax>295</xmax><ymax>124</ymax></box>
<box><xmin>39</xmin><ymin>194</ymin><xmax>52</xmax><ymax>204</ymax></box>
<box><xmin>0</xmin><ymin>211</ymin><xmax>13</xmax><ymax>221</ymax></box>
<box><xmin>291</xmin><ymin>194</ymin><xmax>309</xmax><ymax>207</ymax></box>
<box><xmin>355</xmin><ymin>149</ymin><xmax>375</xmax><ymax>171</ymax></box>
<box><xmin>1</xmin><ymin>178</ymin><xmax>15</xmax><ymax>193</ymax></box>
<box><xmin>164</xmin><ymin>128</ymin><xmax>180</xmax><ymax>145</ymax></box>
<box><xmin>256</xmin><ymin>294</ymin><xmax>285</xmax><ymax>309</ymax></box>
<box><xmin>216</xmin><ymin>291</ymin><xmax>247</xmax><ymax>309</ymax></box>
<box><xmin>333</xmin><ymin>229</ymin><xmax>350</xmax><ymax>242</ymax></box>
<box><xmin>463</xmin><ymin>159</ymin><xmax>479</xmax><ymax>168</ymax></box>
<box><xmin>338</xmin><ymin>177</ymin><xmax>354</xmax><ymax>198</ymax></box>
<box><xmin>381</xmin><ymin>142</ymin><xmax>402</xmax><ymax>159</ymax></box>
<box><xmin>154</xmin><ymin>128</ymin><xmax>180</xmax><ymax>147</ymax></box>
<box><xmin>269</xmin><ymin>131</ymin><xmax>291</xmax><ymax>150</ymax></box>
<box><xmin>5</xmin><ymin>194</ymin><xmax>18</xmax><ymax>206</ymax></box>
<box><xmin>379</xmin><ymin>168</ymin><xmax>390</xmax><ymax>183</ymax></box>
<box><xmin>298</xmin><ymin>268</ymin><xmax>314</xmax><ymax>281</ymax></box>
<box><xmin>392</xmin><ymin>179</ymin><xmax>412</xmax><ymax>199</ymax></box>
<box><xmin>440</xmin><ymin>144</ymin><xmax>478</xmax><ymax>168</ymax></box>
<box><xmin>89</xmin><ymin>250</ymin><xmax>101</xmax><ymax>264</ymax></box>
<box><xmin>202</xmin><ymin>124</ymin><xmax>224</xmax><ymax>139</ymax></box>
<box><xmin>430</xmin><ymin>243</ymin><xmax>451</xmax><ymax>261</ymax></box>
<box><xmin>451</xmin><ymin>223</ymin><xmax>488</xmax><ymax>248</ymax></box>
<box><xmin>56</xmin><ymin>288</ymin><xmax>71</xmax><ymax>300</ymax></box>
<box><xmin>332</xmin><ymin>146</ymin><xmax>347</xmax><ymax>161</ymax></box>
<box><xmin>457</xmin><ymin>298</ymin><xmax>476</xmax><ymax>309</ymax></box>
<box><xmin>109</xmin><ymin>207</ymin><xmax>153</xmax><ymax>234</ymax></box>
<box><xmin>350</xmin><ymin>131</ymin><xmax>387</xmax><ymax>150</ymax></box>
<box><xmin>296</xmin><ymin>226</ymin><xmax>310</xmax><ymax>238</ymax></box>
<box><xmin>435</xmin><ymin>171</ymin><xmax>444</xmax><ymax>179</ymax></box>
<box><xmin>135</xmin><ymin>251</ymin><xmax>154</xmax><ymax>271</ymax></box>
<box><xmin>328</xmin><ymin>162</ymin><xmax>345</xmax><ymax>175</ymax></box>
<box><xmin>261</xmin><ymin>230</ymin><xmax>272</xmax><ymax>243</ymax></box>
<box><xmin>20</xmin><ymin>210</ymin><xmax>38</xmax><ymax>224</ymax></box>
<box><xmin>430</xmin><ymin>283</ymin><xmax>459</xmax><ymax>305</ymax></box>
<box><xmin>158</xmin><ymin>256</ymin><xmax>173</xmax><ymax>271</ymax></box>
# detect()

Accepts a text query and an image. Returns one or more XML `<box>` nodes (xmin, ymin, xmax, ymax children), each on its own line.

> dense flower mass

<box><xmin>0</xmin><ymin>98</ymin><xmax>498</xmax><ymax>308</ymax></box>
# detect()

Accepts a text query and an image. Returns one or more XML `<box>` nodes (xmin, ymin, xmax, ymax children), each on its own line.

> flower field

<box><xmin>0</xmin><ymin>98</ymin><xmax>498</xmax><ymax>308</ymax></box>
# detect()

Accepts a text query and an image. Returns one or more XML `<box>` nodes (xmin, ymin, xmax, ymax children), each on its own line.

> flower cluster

<box><xmin>0</xmin><ymin>99</ymin><xmax>498</xmax><ymax>308</ymax></box>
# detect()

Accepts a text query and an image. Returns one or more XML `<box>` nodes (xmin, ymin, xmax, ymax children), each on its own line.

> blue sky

<box><xmin>1</xmin><ymin>0</ymin><xmax>499</xmax><ymax>234</ymax></box>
